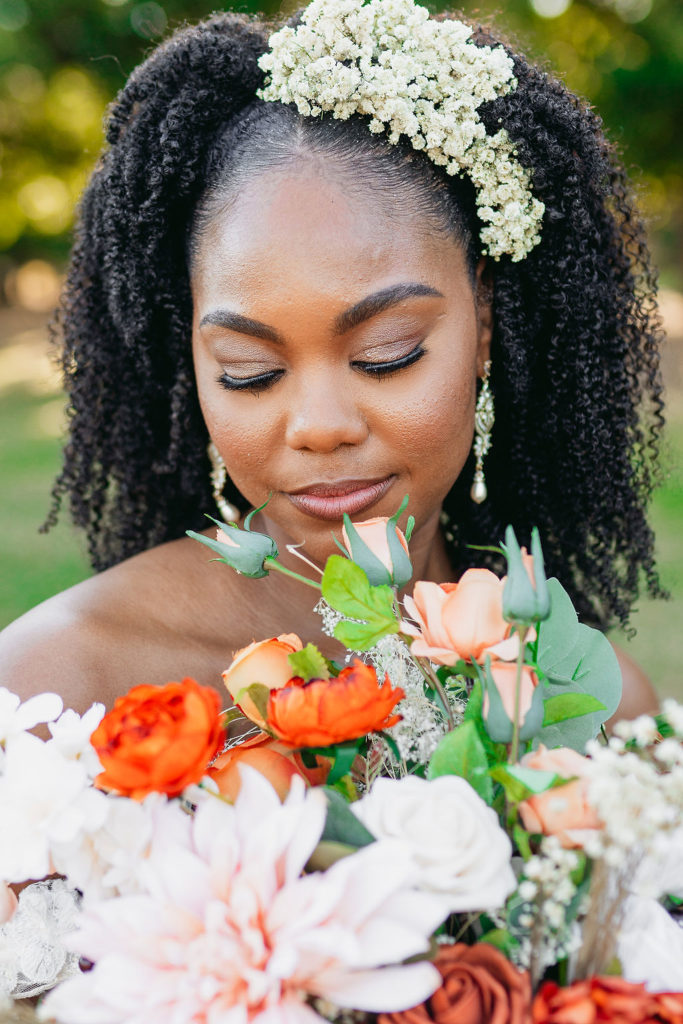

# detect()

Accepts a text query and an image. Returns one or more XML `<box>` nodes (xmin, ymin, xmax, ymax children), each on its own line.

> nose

<box><xmin>284</xmin><ymin>371</ymin><xmax>369</xmax><ymax>453</ymax></box>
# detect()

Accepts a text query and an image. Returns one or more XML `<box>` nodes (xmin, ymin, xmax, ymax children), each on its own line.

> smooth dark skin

<box><xmin>0</xmin><ymin>160</ymin><xmax>658</xmax><ymax>722</ymax></box>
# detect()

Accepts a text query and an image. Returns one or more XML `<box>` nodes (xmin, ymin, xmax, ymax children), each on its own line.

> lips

<box><xmin>286</xmin><ymin>476</ymin><xmax>395</xmax><ymax>521</ymax></box>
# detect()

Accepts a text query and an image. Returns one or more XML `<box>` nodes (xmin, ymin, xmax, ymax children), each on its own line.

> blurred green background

<box><xmin>0</xmin><ymin>0</ymin><xmax>681</xmax><ymax>697</ymax></box>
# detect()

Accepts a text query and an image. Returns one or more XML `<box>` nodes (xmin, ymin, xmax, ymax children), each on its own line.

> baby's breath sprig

<box><xmin>258</xmin><ymin>0</ymin><xmax>545</xmax><ymax>261</ymax></box>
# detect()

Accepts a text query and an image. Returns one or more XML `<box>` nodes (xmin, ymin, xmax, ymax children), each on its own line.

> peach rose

<box><xmin>91</xmin><ymin>679</ymin><xmax>224</xmax><ymax>799</ymax></box>
<box><xmin>518</xmin><ymin>745</ymin><xmax>601</xmax><ymax>848</ymax></box>
<box><xmin>403</xmin><ymin>570</ymin><xmax>510</xmax><ymax>666</ymax></box>
<box><xmin>222</xmin><ymin>634</ymin><xmax>303</xmax><ymax>728</ymax></box>
<box><xmin>208</xmin><ymin>732</ymin><xmax>330</xmax><ymax>801</ymax></box>
<box><xmin>483</xmin><ymin>661</ymin><xmax>538</xmax><ymax>728</ymax></box>
<box><xmin>532</xmin><ymin>976</ymin><xmax>683</xmax><ymax>1024</ymax></box>
<box><xmin>0</xmin><ymin>882</ymin><xmax>18</xmax><ymax>925</ymax></box>
<box><xmin>342</xmin><ymin>516</ymin><xmax>410</xmax><ymax>577</ymax></box>
<box><xmin>379</xmin><ymin>942</ymin><xmax>531</xmax><ymax>1024</ymax></box>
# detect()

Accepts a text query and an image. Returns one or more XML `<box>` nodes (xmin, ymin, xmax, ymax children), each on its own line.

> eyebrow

<box><xmin>199</xmin><ymin>282</ymin><xmax>444</xmax><ymax>343</ymax></box>
<box><xmin>333</xmin><ymin>283</ymin><xmax>444</xmax><ymax>335</ymax></box>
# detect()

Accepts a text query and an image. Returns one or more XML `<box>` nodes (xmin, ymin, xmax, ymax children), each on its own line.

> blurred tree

<box><xmin>0</xmin><ymin>0</ymin><xmax>680</xmax><ymax>282</ymax></box>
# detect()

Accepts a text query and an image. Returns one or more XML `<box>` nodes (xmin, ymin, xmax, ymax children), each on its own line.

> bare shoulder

<box><xmin>0</xmin><ymin>532</ymin><xmax>246</xmax><ymax>713</ymax></box>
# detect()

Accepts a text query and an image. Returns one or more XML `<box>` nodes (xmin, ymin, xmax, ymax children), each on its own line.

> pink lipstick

<box><xmin>287</xmin><ymin>476</ymin><xmax>395</xmax><ymax>521</ymax></box>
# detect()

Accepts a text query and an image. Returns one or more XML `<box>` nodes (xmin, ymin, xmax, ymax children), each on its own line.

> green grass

<box><xmin>1</xmin><ymin>382</ymin><xmax>681</xmax><ymax>701</ymax></box>
<box><xmin>0</xmin><ymin>387</ymin><xmax>91</xmax><ymax>621</ymax></box>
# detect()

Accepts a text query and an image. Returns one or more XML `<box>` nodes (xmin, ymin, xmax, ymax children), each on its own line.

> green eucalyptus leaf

<box><xmin>535</xmin><ymin>579</ymin><xmax>622</xmax><ymax>751</ymax></box>
<box><xmin>321</xmin><ymin>787</ymin><xmax>376</xmax><ymax>847</ymax></box>
<box><xmin>288</xmin><ymin>644</ymin><xmax>330</xmax><ymax>682</ymax></box>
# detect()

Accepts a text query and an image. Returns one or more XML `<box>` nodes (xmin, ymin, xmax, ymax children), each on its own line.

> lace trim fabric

<box><xmin>0</xmin><ymin>880</ymin><xmax>81</xmax><ymax>1000</ymax></box>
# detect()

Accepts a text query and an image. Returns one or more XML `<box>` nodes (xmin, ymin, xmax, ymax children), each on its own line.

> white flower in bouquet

<box><xmin>0</xmin><ymin>688</ymin><xmax>62</xmax><ymax>761</ymax></box>
<box><xmin>0</xmin><ymin>732</ymin><xmax>108</xmax><ymax>883</ymax></box>
<box><xmin>54</xmin><ymin>792</ymin><xmax>193</xmax><ymax>903</ymax></box>
<box><xmin>41</xmin><ymin>769</ymin><xmax>444</xmax><ymax>1024</ymax></box>
<box><xmin>350</xmin><ymin>774</ymin><xmax>515</xmax><ymax>912</ymax></box>
<box><xmin>617</xmin><ymin>895</ymin><xmax>683</xmax><ymax>993</ymax></box>
<box><xmin>47</xmin><ymin>704</ymin><xmax>105</xmax><ymax>779</ymax></box>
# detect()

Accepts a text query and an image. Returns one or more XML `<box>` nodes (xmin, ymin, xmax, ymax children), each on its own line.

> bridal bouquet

<box><xmin>2</xmin><ymin>499</ymin><xmax>683</xmax><ymax>1024</ymax></box>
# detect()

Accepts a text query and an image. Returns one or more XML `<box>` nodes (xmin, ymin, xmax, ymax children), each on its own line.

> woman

<box><xmin>0</xmin><ymin>0</ymin><xmax>662</xmax><ymax>718</ymax></box>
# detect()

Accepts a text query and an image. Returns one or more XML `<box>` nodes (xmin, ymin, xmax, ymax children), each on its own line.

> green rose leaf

<box><xmin>322</xmin><ymin>555</ymin><xmax>399</xmax><ymax>650</ymax></box>
<box><xmin>288</xmin><ymin>643</ymin><xmax>330</xmax><ymax>682</ymax></box>
<box><xmin>489</xmin><ymin>764</ymin><xmax>551</xmax><ymax>804</ymax></box>
<box><xmin>427</xmin><ymin>720</ymin><xmax>493</xmax><ymax>804</ymax></box>
<box><xmin>234</xmin><ymin>682</ymin><xmax>271</xmax><ymax>723</ymax></box>
<box><xmin>542</xmin><ymin>692</ymin><xmax>606</xmax><ymax>727</ymax></box>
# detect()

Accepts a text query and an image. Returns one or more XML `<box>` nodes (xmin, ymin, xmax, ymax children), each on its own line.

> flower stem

<box><xmin>414</xmin><ymin>657</ymin><xmax>455</xmax><ymax>730</ymax></box>
<box><xmin>264</xmin><ymin>557</ymin><xmax>321</xmax><ymax>590</ymax></box>
<box><xmin>510</xmin><ymin>625</ymin><xmax>530</xmax><ymax>764</ymax></box>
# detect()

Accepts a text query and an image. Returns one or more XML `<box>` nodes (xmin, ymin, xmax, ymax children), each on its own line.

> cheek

<box><xmin>194</xmin><ymin>355</ymin><xmax>281</xmax><ymax>499</ymax></box>
<box><xmin>371</xmin><ymin>354</ymin><xmax>476</xmax><ymax>493</ymax></box>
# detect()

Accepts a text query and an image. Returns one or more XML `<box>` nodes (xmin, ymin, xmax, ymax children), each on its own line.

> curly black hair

<box><xmin>43</xmin><ymin>8</ymin><xmax>666</xmax><ymax>628</ymax></box>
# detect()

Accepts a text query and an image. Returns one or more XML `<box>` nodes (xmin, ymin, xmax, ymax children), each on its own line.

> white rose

<box><xmin>618</xmin><ymin>896</ymin><xmax>683</xmax><ymax>992</ymax></box>
<box><xmin>351</xmin><ymin>775</ymin><xmax>515</xmax><ymax>912</ymax></box>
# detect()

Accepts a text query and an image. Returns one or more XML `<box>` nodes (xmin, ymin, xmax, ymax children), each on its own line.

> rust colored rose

<box><xmin>208</xmin><ymin>731</ymin><xmax>330</xmax><ymax>800</ymax></box>
<box><xmin>222</xmin><ymin>634</ymin><xmax>303</xmax><ymax>728</ymax></box>
<box><xmin>379</xmin><ymin>942</ymin><xmax>531</xmax><ymax>1024</ymax></box>
<box><xmin>532</xmin><ymin>977</ymin><xmax>683</xmax><ymax>1024</ymax></box>
<box><xmin>267</xmin><ymin>660</ymin><xmax>405</xmax><ymax>747</ymax></box>
<box><xmin>91</xmin><ymin>679</ymin><xmax>224</xmax><ymax>799</ymax></box>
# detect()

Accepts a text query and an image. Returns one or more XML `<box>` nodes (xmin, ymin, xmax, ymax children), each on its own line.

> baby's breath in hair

<box><xmin>258</xmin><ymin>0</ymin><xmax>545</xmax><ymax>261</ymax></box>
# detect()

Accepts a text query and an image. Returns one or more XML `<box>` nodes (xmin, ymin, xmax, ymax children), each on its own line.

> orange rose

<box><xmin>379</xmin><ymin>942</ymin><xmax>531</xmax><ymax>1024</ymax></box>
<box><xmin>208</xmin><ymin>732</ymin><xmax>330</xmax><ymax>801</ymax></box>
<box><xmin>403</xmin><ymin>570</ymin><xmax>510</xmax><ymax>666</ymax></box>
<box><xmin>532</xmin><ymin>977</ymin><xmax>683</xmax><ymax>1024</ymax></box>
<box><xmin>91</xmin><ymin>679</ymin><xmax>224</xmax><ymax>799</ymax></box>
<box><xmin>518</xmin><ymin>745</ymin><xmax>601</xmax><ymax>848</ymax></box>
<box><xmin>267</xmin><ymin>660</ymin><xmax>405</xmax><ymax>747</ymax></box>
<box><xmin>222</xmin><ymin>634</ymin><xmax>303</xmax><ymax>728</ymax></box>
<box><xmin>483</xmin><ymin>661</ymin><xmax>538</xmax><ymax>727</ymax></box>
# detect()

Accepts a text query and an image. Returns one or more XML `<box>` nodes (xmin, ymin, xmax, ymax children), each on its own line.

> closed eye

<box><xmin>352</xmin><ymin>344</ymin><xmax>426</xmax><ymax>378</ymax></box>
<box><xmin>216</xmin><ymin>344</ymin><xmax>426</xmax><ymax>393</ymax></box>
<box><xmin>217</xmin><ymin>369</ymin><xmax>284</xmax><ymax>393</ymax></box>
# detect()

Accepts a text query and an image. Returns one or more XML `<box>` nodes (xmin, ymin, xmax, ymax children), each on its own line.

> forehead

<box><xmin>191</xmin><ymin>163</ymin><xmax>471</xmax><ymax>318</ymax></box>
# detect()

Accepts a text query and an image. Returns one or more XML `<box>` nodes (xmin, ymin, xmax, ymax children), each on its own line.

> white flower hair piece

<box><xmin>257</xmin><ymin>0</ymin><xmax>545</xmax><ymax>261</ymax></box>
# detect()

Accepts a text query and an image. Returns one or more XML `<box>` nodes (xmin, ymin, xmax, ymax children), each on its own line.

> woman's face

<box><xmin>191</xmin><ymin>160</ymin><xmax>492</xmax><ymax>563</ymax></box>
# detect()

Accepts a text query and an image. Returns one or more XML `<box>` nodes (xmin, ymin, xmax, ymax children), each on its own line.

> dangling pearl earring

<box><xmin>470</xmin><ymin>360</ymin><xmax>494</xmax><ymax>505</ymax></box>
<box><xmin>207</xmin><ymin>441</ymin><xmax>240</xmax><ymax>523</ymax></box>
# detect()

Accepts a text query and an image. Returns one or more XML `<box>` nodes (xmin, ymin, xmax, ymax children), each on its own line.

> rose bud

<box><xmin>187</xmin><ymin>510</ymin><xmax>278</xmax><ymax>579</ymax></box>
<box><xmin>341</xmin><ymin>495</ymin><xmax>413</xmax><ymax>588</ymax></box>
<box><xmin>502</xmin><ymin>525</ymin><xmax>550</xmax><ymax>626</ymax></box>
<box><xmin>481</xmin><ymin>656</ymin><xmax>545</xmax><ymax>745</ymax></box>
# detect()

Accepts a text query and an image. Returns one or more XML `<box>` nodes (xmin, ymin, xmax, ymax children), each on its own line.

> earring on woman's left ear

<box><xmin>207</xmin><ymin>441</ymin><xmax>240</xmax><ymax>523</ymax></box>
<box><xmin>470</xmin><ymin>360</ymin><xmax>494</xmax><ymax>505</ymax></box>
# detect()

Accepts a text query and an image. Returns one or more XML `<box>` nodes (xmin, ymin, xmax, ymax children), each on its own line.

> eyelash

<box><xmin>217</xmin><ymin>344</ymin><xmax>426</xmax><ymax>394</ymax></box>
